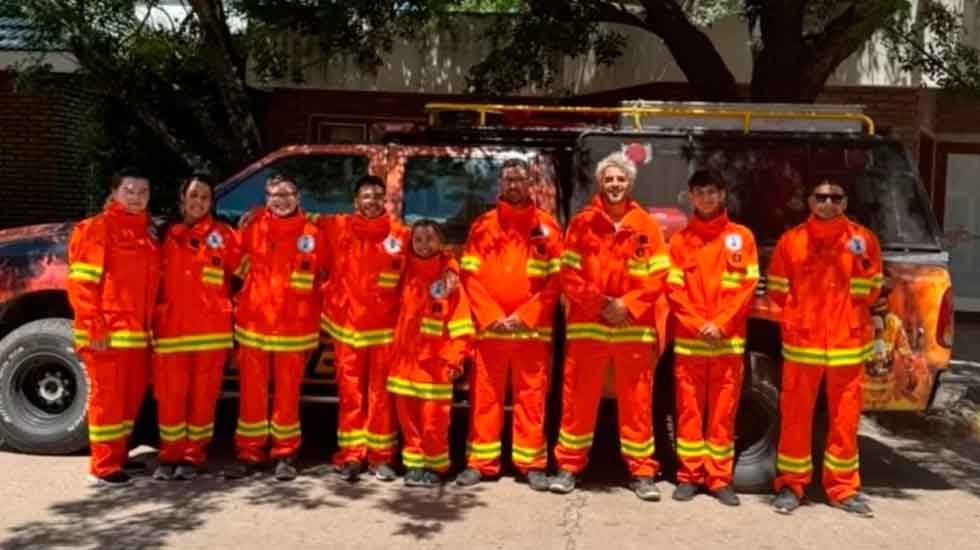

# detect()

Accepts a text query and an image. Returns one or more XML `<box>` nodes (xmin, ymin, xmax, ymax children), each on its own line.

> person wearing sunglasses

<box><xmin>766</xmin><ymin>178</ymin><xmax>883</xmax><ymax>518</ymax></box>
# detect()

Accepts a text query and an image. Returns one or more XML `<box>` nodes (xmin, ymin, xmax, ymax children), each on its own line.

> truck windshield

<box><xmin>574</xmin><ymin>134</ymin><xmax>940</xmax><ymax>249</ymax></box>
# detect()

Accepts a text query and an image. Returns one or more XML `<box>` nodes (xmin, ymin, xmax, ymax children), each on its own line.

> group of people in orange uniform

<box><xmin>66</xmin><ymin>150</ymin><xmax>881</xmax><ymax>518</ymax></box>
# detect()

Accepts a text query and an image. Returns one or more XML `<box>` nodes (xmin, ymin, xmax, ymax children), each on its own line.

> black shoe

<box><xmin>152</xmin><ymin>464</ymin><xmax>176</xmax><ymax>481</ymax></box>
<box><xmin>122</xmin><ymin>460</ymin><xmax>146</xmax><ymax>475</ymax></box>
<box><xmin>549</xmin><ymin>470</ymin><xmax>576</xmax><ymax>494</ymax></box>
<box><xmin>88</xmin><ymin>471</ymin><xmax>133</xmax><ymax>488</ymax></box>
<box><xmin>454</xmin><ymin>468</ymin><xmax>482</xmax><ymax>487</ymax></box>
<box><xmin>370</xmin><ymin>463</ymin><xmax>397</xmax><ymax>482</ymax></box>
<box><xmin>773</xmin><ymin>488</ymin><xmax>801</xmax><ymax>514</ymax></box>
<box><xmin>174</xmin><ymin>463</ymin><xmax>199</xmax><ymax>481</ymax></box>
<box><xmin>420</xmin><ymin>470</ymin><xmax>441</xmax><ymax>487</ymax></box>
<box><xmin>224</xmin><ymin>461</ymin><xmax>261</xmax><ymax>480</ymax></box>
<box><xmin>630</xmin><ymin>476</ymin><xmax>661</xmax><ymax>501</ymax></box>
<box><xmin>274</xmin><ymin>457</ymin><xmax>298</xmax><ymax>481</ymax></box>
<box><xmin>833</xmin><ymin>495</ymin><xmax>874</xmax><ymax>518</ymax></box>
<box><xmin>404</xmin><ymin>468</ymin><xmax>426</xmax><ymax>487</ymax></box>
<box><xmin>672</xmin><ymin>483</ymin><xmax>698</xmax><ymax>502</ymax></box>
<box><xmin>525</xmin><ymin>470</ymin><xmax>549</xmax><ymax>492</ymax></box>
<box><xmin>711</xmin><ymin>485</ymin><xmax>740</xmax><ymax>506</ymax></box>
<box><xmin>336</xmin><ymin>462</ymin><xmax>361</xmax><ymax>482</ymax></box>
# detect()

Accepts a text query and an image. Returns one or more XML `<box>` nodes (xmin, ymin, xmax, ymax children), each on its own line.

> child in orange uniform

<box><xmin>387</xmin><ymin>220</ymin><xmax>474</xmax><ymax>486</ymax></box>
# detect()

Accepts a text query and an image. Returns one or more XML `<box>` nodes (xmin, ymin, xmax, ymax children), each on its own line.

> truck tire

<box><xmin>732</xmin><ymin>351</ymin><xmax>780</xmax><ymax>494</ymax></box>
<box><xmin>0</xmin><ymin>318</ymin><xmax>89</xmax><ymax>454</ymax></box>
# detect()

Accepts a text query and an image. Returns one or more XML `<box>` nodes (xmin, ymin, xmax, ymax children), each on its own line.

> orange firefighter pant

<box><xmin>395</xmin><ymin>394</ymin><xmax>451</xmax><ymax>473</ymax></box>
<box><xmin>674</xmin><ymin>354</ymin><xmax>742</xmax><ymax>491</ymax></box>
<box><xmin>332</xmin><ymin>342</ymin><xmax>398</xmax><ymax>466</ymax></box>
<box><xmin>153</xmin><ymin>350</ymin><xmax>226</xmax><ymax>466</ymax></box>
<box><xmin>235</xmin><ymin>347</ymin><xmax>305</xmax><ymax>463</ymax></box>
<box><xmin>774</xmin><ymin>361</ymin><xmax>864</xmax><ymax>503</ymax></box>
<box><xmin>554</xmin><ymin>340</ymin><xmax>658</xmax><ymax>477</ymax></box>
<box><xmin>467</xmin><ymin>340</ymin><xmax>549</xmax><ymax>475</ymax></box>
<box><xmin>81</xmin><ymin>348</ymin><xmax>150</xmax><ymax>478</ymax></box>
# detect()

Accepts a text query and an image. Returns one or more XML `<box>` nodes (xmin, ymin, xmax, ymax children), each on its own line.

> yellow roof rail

<box><xmin>424</xmin><ymin>102</ymin><xmax>875</xmax><ymax>136</ymax></box>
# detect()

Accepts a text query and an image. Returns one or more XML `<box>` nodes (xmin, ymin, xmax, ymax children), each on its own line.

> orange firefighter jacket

<box><xmin>154</xmin><ymin>215</ymin><xmax>242</xmax><ymax>353</ymax></box>
<box><xmin>461</xmin><ymin>200</ymin><xmax>562</xmax><ymax>340</ymax></box>
<box><xmin>387</xmin><ymin>253</ymin><xmax>475</xmax><ymax>400</ymax></box>
<box><xmin>766</xmin><ymin>214</ymin><xmax>883</xmax><ymax>366</ymax></box>
<box><xmin>318</xmin><ymin>213</ymin><xmax>410</xmax><ymax>347</ymax></box>
<box><xmin>234</xmin><ymin>208</ymin><xmax>324</xmax><ymax>351</ymax></box>
<box><xmin>560</xmin><ymin>196</ymin><xmax>669</xmax><ymax>344</ymax></box>
<box><xmin>666</xmin><ymin>212</ymin><xmax>759</xmax><ymax>357</ymax></box>
<box><xmin>67</xmin><ymin>201</ymin><xmax>161</xmax><ymax>350</ymax></box>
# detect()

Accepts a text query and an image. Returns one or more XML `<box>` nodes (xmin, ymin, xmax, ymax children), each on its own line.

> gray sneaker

<box><xmin>370</xmin><ymin>463</ymin><xmax>397</xmax><ymax>482</ymax></box>
<box><xmin>420</xmin><ymin>470</ymin><xmax>441</xmax><ymax>487</ymax></box>
<box><xmin>455</xmin><ymin>468</ymin><xmax>482</xmax><ymax>487</ymax></box>
<box><xmin>88</xmin><ymin>471</ymin><xmax>133</xmax><ymax>488</ymax></box>
<box><xmin>711</xmin><ymin>485</ymin><xmax>740</xmax><ymax>506</ymax></box>
<box><xmin>153</xmin><ymin>464</ymin><xmax>176</xmax><ymax>481</ymax></box>
<box><xmin>336</xmin><ymin>462</ymin><xmax>361</xmax><ymax>482</ymax></box>
<box><xmin>630</xmin><ymin>476</ymin><xmax>661</xmax><ymax>501</ymax></box>
<box><xmin>404</xmin><ymin>468</ymin><xmax>426</xmax><ymax>487</ymax></box>
<box><xmin>174</xmin><ymin>464</ymin><xmax>198</xmax><ymax>481</ymax></box>
<box><xmin>526</xmin><ymin>470</ymin><xmax>549</xmax><ymax>492</ymax></box>
<box><xmin>549</xmin><ymin>470</ymin><xmax>576</xmax><ymax>494</ymax></box>
<box><xmin>274</xmin><ymin>457</ymin><xmax>298</xmax><ymax>481</ymax></box>
<box><xmin>672</xmin><ymin>483</ymin><xmax>698</xmax><ymax>501</ymax></box>
<box><xmin>833</xmin><ymin>495</ymin><xmax>874</xmax><ymax>518</ymax></box>
<box><xmin>773</xmin><ymin>488</ymin><xmax>801</xmax><ymax>514</ymax></box>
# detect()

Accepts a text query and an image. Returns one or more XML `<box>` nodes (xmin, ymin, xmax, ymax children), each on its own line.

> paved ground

<box><xmin>1</xmin><ymin>402</ymin><xmax>978</xmax><ymax>550</ymax></box>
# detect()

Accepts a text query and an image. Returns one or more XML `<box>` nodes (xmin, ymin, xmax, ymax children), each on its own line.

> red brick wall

<box><xmin>0</xmin><ymin>72</ymin><xmax>91</xmax><ymax>229</ymax></box>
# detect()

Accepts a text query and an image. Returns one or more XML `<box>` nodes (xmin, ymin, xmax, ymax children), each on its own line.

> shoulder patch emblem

<box><xmin>847</xmin><ymin>235</ymin><xmax>866</xmax><ymax>255</ymax></box>
<box><xmin>430</xmin><ymin>279</ymin><xmax>448</xmax><ymax>299</ymax></box>
<box><xmin>206</xmin><ymin>231</ymin><xmax>224</xmax><ymax>249</ymax></box>
<box><xmin>724</xmin><ymin>233</ymin><xmax>743</xmax><ymax>252</ymax></box>
<box><xmin>384</xmin><ymin>235</ymin><xmax>403</xmax><ymax>255</ymax></box>
<box><xmin>297</xmin><ymin>234</ymin><xmax>316</xmax><ymax>253</ymax></box>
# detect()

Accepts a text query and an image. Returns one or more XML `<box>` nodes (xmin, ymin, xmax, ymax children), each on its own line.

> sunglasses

<box><xmin>812</xmin><ymin>193</ymin><xmax>845</xmax><ymax>204</ymax></box>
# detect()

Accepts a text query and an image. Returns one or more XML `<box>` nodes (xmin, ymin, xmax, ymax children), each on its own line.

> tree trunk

<box><xmin>188</xmin><ymin>0</ymin><xmax>263</xmax><ymax>161</ymax></box>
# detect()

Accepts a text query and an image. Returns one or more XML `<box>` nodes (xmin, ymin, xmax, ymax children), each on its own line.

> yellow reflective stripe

<box><xmin>270</xmin><ymin>422</ymin><xmax>301</xmax><ymax>439</ymax></box>
<box><xmin>526</xmin><ymin>258</ymin><xmax>561</xmax><ymax>277</ymax></box>
<box><xmin>620</xmin><ymin>437</ymin><xmax>654</xmax><ymax>458</ymax></box>
<box><xmin>777</xmin><ymin>453</ymin><xmax>813</xmax><ymax>473</ymax></box>
<box><xmin>321</xmin><ymin>317</ymin><xmax>394</xmax><ymax>348</ymax></box>
<box><xmin>425</xmin><ymin>452</ymin><xmax>450</xmax><ymax>469</ymax></box>
<box><xmin>122</xmin><ymin>420</ymin><xmax>135</xmax><ymax>435</ymax></box>
<box><xmin>667</xmin><ymin>267</ymin><xmax>685</xmax><ymax>287</ymax></box>
<box><xmin>782</xmin><ymin>342</ymin><xmax>873</xmax><ymax>367</ymax></box>
<box><xmin>337</xmin><ymin>429</ymin><xmax>366</xmax><ymax>448</ymax></box>
<box><xmin>236</xmin><ymin>419</ymin><xmax>269</xmax><ymax>437</ymax></box>
<box><xmin>460</xmin><ymin>255</ymin><xmax>481</xmax><ymax>272</ymax></box>
<box><xmin>561</xmin><ymin>250</ymin><xmax>582</xmax><ymax>270</ymax></box>
<box><xmin>766</xmin><ymin>274</ymin><xmax>789</xmax><ymax>293</ymax></box>
<box><xmin>201</xmin><ymin>267</ymin><xmax>224</xmax><ymax>285</ymax></box>
<box><xmin>159</xmin><ymin>423</ymin><xmax>188</xmax><ymax>442</ymax></box>
<box><xmin>448</xmin><ymin>318</ymin><xmax>475</xmax><ymax>338</ymax></box>
<box><xmin>154</xmin><ymin>332</ymin><xmax>233</xmax><ymax>353</ymax></box>
<box><xmin>627</xmin><ymin>254</ymin><xmax>670</xmax><ymax>277</ymax></box>
<box><xmin>69</xmin><ymin>262</ymin><xmax>103</xmax><ymax>282</ymax></box>
<box><xmin>420</xmin><ymin>318</ymin><xmax>443</xmax><ymax>337</ymax></box>
<box><xmin>378</xmin><ymin>271</ymin><xmax>400</xmax><ymax>288</ymax></box>
<box><xmin>566</xmin><ymin>323</ymin><xmax>656</xmax><ymax>343</ymax></box>
<box><xmin>290</xmin><ymin>271</ymin><xmax>314</xmax><ymax>290</ymax></box>
<box><xmin>706</xmin><ymin>441</ymin><xmax>734</xmax><ymax>460</ymax></box>
<box><xmin>89</xmin><ymin>422</ymin><xmax>128</xmax><ymax>442</ymax></box>
<box><xmin>722</xmin><ymin>269</ymin><xmax>757</xmax><ymax>289</ymax></box>
<box><xmin>402</xmin><ymin>450</ymin><xmax>425</xmax><ymax>468</ymax></box>
<box><xmin>476</xmin><ymin>327</ymin><xmax>552</xmax><ymax>342</ymax></box>
<box><xmin>558</xmin><ymin>430</ymin><xmax>594</xmax><ymax>450</ymax></box>
<box><xmin>676</xmin><ymin>438</ymin><xmax>706</xmax><ymax>458</ymax></box>
<box><xmin>386</xmin><ymin>376</ymin><xmax>453</xmax><ymax>400</ymax></box>
<box><xmin>673</xmin><ymin>337</ymin><xmax>745</xmax><ymax>357</ymax></box>
<box><xmin>108</xmin><ymin>331</ymin><xmax>150</xmax><ymax>349</ymax></box>
<box><xmin>746</xmin><ymin>264</ymin><xmax>760</xmax><ymax>278</ymax></box>
<box><xmin>823</xmin><ymin>452</ymin><xmax>860</xmax><ymax>473</ymax></box>
<box><xmin>467</xmin><ymin>441</ymin><xmax>502</xmax><ymax>459</ymax></box>
<box><xmin>187</xmin><ymin>423</ymin><xmax>214</xmax><ymax>441</ymax></box>
<box><xmin>234</xmin><ymin>326</ymin><xmax>319</xmax><ymax>351</ymax></box>
<box><xmin>234</xmin><ymin>256</ymin><xmax>250</xmax><ymax>278</ymax></box>
<box><xmin>366</xmin><ymin>431</ymin><xmax>398</xmax><ymax>450</ymax></box>
<box><xmin>74</xmin><ymin>329</ymin><xmax>90</xmax><ymax>346</ymax></box>
<box><xmin>511</xmin><ymin>445</ymin><xmax>547</xmax><ymax>463</ymax></box>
